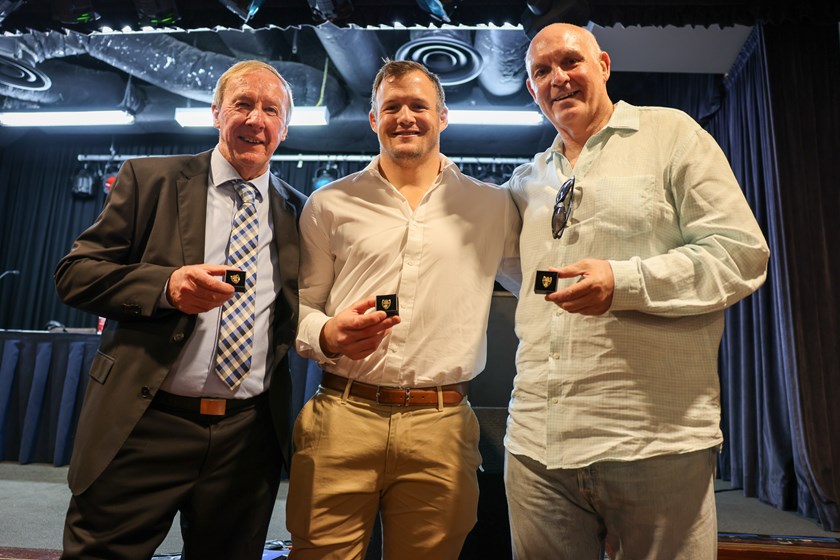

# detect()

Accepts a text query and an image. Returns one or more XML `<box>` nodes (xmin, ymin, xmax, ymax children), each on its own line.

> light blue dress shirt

<box><xmin>161</xmin><ymin>147</ymin><xmax>280</xmax><ymax>399</ymax></box>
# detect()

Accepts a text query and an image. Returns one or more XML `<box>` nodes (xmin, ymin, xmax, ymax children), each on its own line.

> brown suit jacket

<box><xmin>55</xmin><ymin>150</ymin><xmax>305</xmax><ymax>495</ymax></box>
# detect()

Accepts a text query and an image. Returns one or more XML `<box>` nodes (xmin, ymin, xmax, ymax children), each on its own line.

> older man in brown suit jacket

<box><xmin>54</xmin><ymin>60</ymin><xmax>305</xmax><ymax>560</ymax></box>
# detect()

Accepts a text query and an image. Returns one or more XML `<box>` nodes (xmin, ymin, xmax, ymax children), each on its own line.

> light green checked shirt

<box><xmin>505</xmin><ymin>101</ymin><xmax>769</xmax><ymax>469</ymax></box>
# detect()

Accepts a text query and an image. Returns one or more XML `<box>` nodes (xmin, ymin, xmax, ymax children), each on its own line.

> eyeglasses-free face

<box><xmin>552</xmin><ymin>176</ymin><xmax>575</xmax><ymax>239</ymax></box>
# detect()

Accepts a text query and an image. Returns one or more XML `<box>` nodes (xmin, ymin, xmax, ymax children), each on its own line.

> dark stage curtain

<box><xmin>0</xmin><ymin>134</ymin><xmax>215</xmax><ymax>331</ymax></box>
<box><xmin>710</xmin><ymin>25</ymin><xmax>840</xmax><ymax>531</ymax></box>
<box><xmin>761</xmin><ymin>23</ymin><xmax>840</xmax><ymax>530</ymax></box>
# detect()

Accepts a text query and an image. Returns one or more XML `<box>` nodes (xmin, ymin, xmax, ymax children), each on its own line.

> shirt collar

<box><xmin>545</xmin><ymin>101</ymin><xmax>640</xmax><ymax>164</ymax></box>
<box><xmin>361</xmin><ymin>153</ymin><xmax>455</xmax><ymax>181</ymax></box>
<box><xmin>210</xmin><ymin>145</ymin><xmax>270</xmax><ymax>202</ymax></box>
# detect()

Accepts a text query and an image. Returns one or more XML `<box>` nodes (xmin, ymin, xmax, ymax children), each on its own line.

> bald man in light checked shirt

<box><xmin>502</xmin><ymin>23</ymin><xmax>770</xmax><ymax>560</ymax></box>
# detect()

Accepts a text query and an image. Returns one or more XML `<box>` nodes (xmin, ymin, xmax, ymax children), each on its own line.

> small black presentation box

<box><xmin>534</xmin><ymin>270</ymin><xmax>558</xmax><ymax>294</ymax></box>
<box><xmin>224</xmin><ymin>270</ymin><xmax>247</xmax><ymax>293</ymax></box>
<box><xmin>376</xmin><ymin>294</ymin><xmax>399</xmax><ymax>317</ymax></box>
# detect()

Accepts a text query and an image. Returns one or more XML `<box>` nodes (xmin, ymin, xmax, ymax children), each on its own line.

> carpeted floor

<box><xmin>1</xmin><ymin>462</ymin><xmax>838</xmax><ymax>559</ymax></box>
<box><xmin>0</xmin><ymin>549</ymin><xmax>60</xmax><ymax>560</ymax></box>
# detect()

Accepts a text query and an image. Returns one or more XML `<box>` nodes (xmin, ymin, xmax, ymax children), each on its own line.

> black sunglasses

<box><xmin>551</xmin><ymin>176</ymin><xmax>575</xmax><ymax>239</ymax></box>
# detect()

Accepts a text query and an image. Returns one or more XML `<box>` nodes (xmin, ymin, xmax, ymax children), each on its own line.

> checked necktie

<box><xmin>215</xmin><ymin>181</ymin><xmax>259</xmax><ymax>390</ymax></box>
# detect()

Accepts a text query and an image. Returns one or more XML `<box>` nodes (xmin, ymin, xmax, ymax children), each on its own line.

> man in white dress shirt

<box><xmin>503</xmin><ymin>23</ymin><xmax>770</xmax><ymax>559</ymax></box>
<box><xmin>287</xmin><ymin>60</ymin><xmax>520</xmax><ymax>560</ymax></box>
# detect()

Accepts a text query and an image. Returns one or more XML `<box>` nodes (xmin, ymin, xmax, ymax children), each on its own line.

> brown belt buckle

<box><xmin>200</xmin><ymin>398</ymin><xmax>226</xmax><ymax>416</ymax></box>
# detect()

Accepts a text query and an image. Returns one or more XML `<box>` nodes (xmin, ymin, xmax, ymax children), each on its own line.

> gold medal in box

<box><xmin>534</xmin><ymin>270</ymin><xmax>558</xmax><ymax>294</ymax></box>
<box><xmin>224</xmin><ymin>269</ymin><xmax>247</xmax><ymax>293</ymax></box>
<box><xmin>376</xmin><ymin>294</ymin><xmax>399</xmax><ymax>317</ymax></box>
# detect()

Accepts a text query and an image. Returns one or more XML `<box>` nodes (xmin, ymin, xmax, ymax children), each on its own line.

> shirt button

<box><xmin>406</xmin><ymin>260</ymin><xmax>414</xmax><ymax>266</ymax></box>
<box><xmin>552</xmin><ymin>353</ymin><xmax>560</xmax><ymax>360</ymax></box>
<box><xmin>551</xmin><ymin>397</ymin><xmax>560</xmax><ymax>404</ymax></box>
<box><xmin>556</xmin><ymin>309</ymin><xmax>563</xmax><ymax>316</ymax></box>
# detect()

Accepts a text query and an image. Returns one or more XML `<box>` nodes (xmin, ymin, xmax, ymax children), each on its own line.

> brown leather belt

<box><xmin>321</xmin><ymin>371</ymin><xmax>468</xmax><ymax>407</ymax></box>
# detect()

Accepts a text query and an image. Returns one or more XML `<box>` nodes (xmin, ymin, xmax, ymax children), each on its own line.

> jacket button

<box><xmin>172</xmin><ymin>332</ymin><xmax>184</xmax><ymax>342</ymax></box>
<box><xmin>140</xmin><ymin>386</ymin><xmax>152</xmax><ymax>398</ymax></box>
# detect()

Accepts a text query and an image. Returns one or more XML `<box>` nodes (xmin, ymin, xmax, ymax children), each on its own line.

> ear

<box><xmin>279</xmin><ymin>125</ymin><xmax>289</xmax><ymax>142</ymax></box>
<box><xmin>438</xmin><ymin>107</ymin><xmax>449</xmax><ymax>133</ymax></box>
<box><xmin>211</xmin><ymin>104</ymin><xmax>221</xmax><ymax>130</ymax></box>
<box><xmin>525</xmin><ymin>78</ymin><xmax>537</xmax><ymax>102</ymax></box>
<box><xmin>600</xmin><ymin>51</ymin><xmax>611</xmax><ymax>82</ymax></box>
<box><xmin>369</xmin><ymin>110</ymin><xmax>378</xmax><ymax>132</ymax></box>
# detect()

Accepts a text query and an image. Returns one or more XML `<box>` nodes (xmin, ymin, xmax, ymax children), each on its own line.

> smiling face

<box><xmin>526</xmin><ymin>24</ymin><xmax>613</xmax><ymax>140</ymax></box>
<box><xmin>369</xmin><ymin>70</ymin><xmax>448</xmax><ymax>165</ymax></box>
<box><xmin>212</xmin><ymin>67</ymin><xmax>289</xmax><ymax>180</ymax></box>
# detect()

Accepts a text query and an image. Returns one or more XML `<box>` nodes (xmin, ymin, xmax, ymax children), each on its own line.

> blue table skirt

<box><xmin>0</xmin><ymin>329</ymin><xmax>325</xmax><ymax>467</ymax></box>
<box><xmin>0</xmin><ymin>330</ymin><xmax>98</xmax><ymax>465</ymax></box>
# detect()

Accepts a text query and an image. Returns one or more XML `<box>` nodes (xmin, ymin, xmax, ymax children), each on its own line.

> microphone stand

<box><xmin>0</xmin><ymin>270</ymin><xmax>20</xmax><ymax>280</ymax></box>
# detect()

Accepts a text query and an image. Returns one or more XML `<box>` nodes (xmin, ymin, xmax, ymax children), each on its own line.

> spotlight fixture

<box><xmin>71</xmin><ymin>164</ymin><xmax>98</xmax><ymax>199</ymax></box>
<box><xmin>522</xmin><ymin>0</ymin><xmax>590</xmax><ymax>38</ymax></box>
<box><xmin>219</xmin><ymin>0</ymin><xmax>264</xmax><ymax>23</ymax></box>
<box><xmin>52</xmin><ymin>0</ymin><xmax>101</xmax><ymax>25</ymax></box>
<box><xmin>311</xmin><ymin>165</ymin><xmax>339</xmax><ymax>191</ymax></box>
<box><xmin>416</xmin><ymin>0</ymin><xmax>451</xmax><ymax>23</ymax></box>
<box><xmin>133</xmin><ymin>0</ymin><xmax>180</xmax><ymax>26</ymax></box>
<box><xmin>102</xmin><ymin>162</ymin><xmax>120</xmax><ymax>194</ymax></box>
<box><xmin>306</xmin><ymin>0</ymin><xmax>354</xmax><ymax>22</ymax></box>
<box><xmin>174</xmin><ymin>106</ymin><xmax>330</xmax><ymax>127</ymax></box>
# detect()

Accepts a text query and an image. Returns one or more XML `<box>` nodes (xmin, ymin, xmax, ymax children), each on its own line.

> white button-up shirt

<box><xmin>297</xmin><ymin>155</ymin><xmax>520</xmax><ymax>387</ymax></box>
<box><xmin>505</xmin><ymin>102</ymin><xmax>769</xmax><ymax>469</ymax></box>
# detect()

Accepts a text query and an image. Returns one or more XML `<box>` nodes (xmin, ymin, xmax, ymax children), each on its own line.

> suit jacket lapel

<box><xmin>176</xmin><ymin>151</ymin><xmax>212</xmax><ymax>265</ymax></box>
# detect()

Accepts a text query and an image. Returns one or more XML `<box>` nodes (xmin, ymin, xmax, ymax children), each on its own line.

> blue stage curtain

<box><xmin>761</xmin><ymin>22</ymin><xmax>840</xmax><ymax>531</ymax></box>
<box><xmin>710</xmin><ymin>24</ymin><xmax>840</xmax><ymax>531</ymax></box>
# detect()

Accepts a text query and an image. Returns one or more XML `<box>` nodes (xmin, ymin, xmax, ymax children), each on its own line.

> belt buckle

<box><xmin>200</xmin><ymin>398</ymin><xmax>226</xmax><ymax>416</ymax></box>
<box><xmin>375</xmin><ymin>386</ymin><xmax>411</xmax><ymax>406</ymax></box>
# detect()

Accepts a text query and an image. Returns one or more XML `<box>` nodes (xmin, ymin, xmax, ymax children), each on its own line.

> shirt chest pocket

<box><xmin>590</xmin><ymin>175</ymin><xmax>656</xmax><ymax>237</ymax></box>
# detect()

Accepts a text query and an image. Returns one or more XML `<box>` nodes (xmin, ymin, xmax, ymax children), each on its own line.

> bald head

<box><xmin>524</xmin><ymin>23</ymin><xmax>613</xmax><ymax>142</ymax></box>
<box><xmin>526</xmin><ymin>24</ymin><xmax>602</xmax><ymax>73</ymax></box>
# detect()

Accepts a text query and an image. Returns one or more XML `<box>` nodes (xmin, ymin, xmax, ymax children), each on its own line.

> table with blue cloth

<box><xmin>0</xmin><ymin>329</ymin><xmax>98</xmax><ymax>465</ymax></box>
<box><xmin>0</xmin><ymin>329</ymin><xmax>327</xmax><ymax>467</ymax></box>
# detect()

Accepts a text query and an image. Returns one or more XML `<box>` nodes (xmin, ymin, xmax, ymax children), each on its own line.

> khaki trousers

<box><xmin>287</xmin><ymin>384</ymin><xmax>481</xmax><ymax>560</ymax></box>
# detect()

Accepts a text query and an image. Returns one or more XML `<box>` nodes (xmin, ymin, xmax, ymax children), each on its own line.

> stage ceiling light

<box><xmin>0</xmin><ymin>109</ymin><xmax>135</xmax><ymax>127</ymax></box>
<box><xmin>52</xmin><ymin>0</ymin><xmax>101</xmax><ymax>25</ymax></box>
<box><xmin>219</xmin><ymin>0</ymin><xmax>264</xmax><ymax>23</ymax></box>
<box><xmin>311</xmin><ymin>165</ymin><xmax>339</xmax><ymax>191</ymax></box>
<box><xmin>447</xmin><ymin>109</ymin><xmax>544</xmax><ymax>126</ymax></box>
<box><xmin>306</xmin><ymin>0</ymin><xmax>354</xmax><ymax>22</ymax></box>
<box><xmin>71</xmin><ymin>164</ymin><xmax>98</xmax><ymax>199</ymax></box>
<box><xmin>133</xmin><ymin>0</ymin><xmax>180</xmax><ymax>26</ymax></box>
